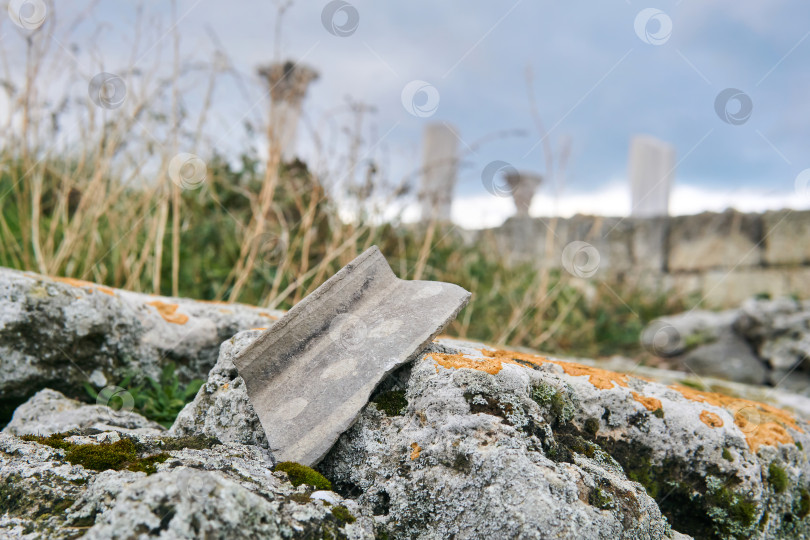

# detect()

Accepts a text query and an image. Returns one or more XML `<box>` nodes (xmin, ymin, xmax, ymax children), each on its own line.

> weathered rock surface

<box><xmin>170</xmin><ymin>330</ymin><xmax>269</xmax><ymax>449</ymax></box>
<box><xmin>736</xmin><ymin>297</ymin><xmax>810</xmax><ymax>378</ymax></box>
<box><xmin>2</xmin><ymin>388</ymin><xmax>165</xmax><ymax>436</ymax></box>
<box><xmin>174</xmin><ymin>330</ymin><xmax>810</xmax><ymax>538</ymax></box>
<box><xmin>0</xmin><ymin>267</ymin><xmax>283</xmax><ymax>425</ymax></box>
<box><xmin>644</xmin><ymin>298</ymin><xmax>810</xmax><ymax>393</ymax></box>
<box><xmin>0</xmin><ymin>430</ymin><xmax>373</xmax><ymax>539</ymax></box>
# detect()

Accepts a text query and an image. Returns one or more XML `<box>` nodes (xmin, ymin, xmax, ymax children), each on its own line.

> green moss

<box><xmin>372</xmin><ymin>390</ymin><xmax>407</xmax><ymax>416</ymax></box>
<box><xmin>21</xmin><ymin>432</ymin><xmax>73</xmax><ymax>451</ymax></box>
<box><xmin>768</xmin><ymin>462</ymin><xmax>788</xmax><ymax>493</ymax></box>
<box><xmin>588</xmin><ymin>487</ymin><xmax>612</xmax><ymax>509</ymax></box>
<box><xmin>0</xmin><ymin>474</ymin><xmax>25</xmax><ymax>515</ymax></box>
<box><xmin>51</xmin><ymin>498</ymin><xmax>75</xmax><ymax>514</ymax></box>
<box><xmin>531</xmin><ymin>383</ymin><xmax>574</xmax><ymax>426</ymax></box>
<box><xmin>274</xmin><ymin>462</ymin><xmax>332</xmax><ymax>490</ymax></box>
<box><xmin>330</xmin><ymin>505</ymin><xmax>356</xmax><ymax>524</ymax></box>
<box><xmin>160</xmin><ymin>434</ymin><xmax>221</xmax><ymax>451</ymax></box>
<box><xmin>652</xmin><ymin>407</ymin><xmax>665</xmax><ymax>419</ymax></box>
<box><xmin>583</xmin><ymin>417</ymin><xmax>600</xmax><ymax>436</ymax></box>
<box><xmin>288</xmin><ymin>493</ymin><xmax>312</xmax><ymax>504</ymax></box>
<box><xmin>593</xmin><ymin>437</ymin><xmax>760</xmax><ymax>539</ymax></box>
<box><xmin>65</xmin><ymin>438</ymin><xmax>138</xmax><ymax>471</ymax></box>
<box><xmin>127</xmin><ymin>453</ymin><xmax>170</xmax><ymax>474</ymax></box>
<box><xmin>722</xmin><ymin>448</ymin><xmax>733</xmax><ymax>461</ymax></box>
<box><xmin>797</xmin><ymin>441</ymin><xmax>804</xmax><ymax>451</ymax></box>
<box><xmin>22</xmin><ymin>434</ymin><xmax>169</xmax><ymax>475</ymax></box>
<box><xmin>796</xmin><ymin>489</ymin><xmax>810</xmax><ymax>518</ymax></box>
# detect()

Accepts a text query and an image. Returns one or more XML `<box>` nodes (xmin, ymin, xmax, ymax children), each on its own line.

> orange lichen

<box><xmin>259</xmin><ymin>312</ymin><xmax>278</xmax><ymax>320</ymax></box>
<box><xmin>700</xmin><ymin>410</ymin><xmax>724</xmax><ymax>428</ymax></box>
<box><xmin>632</xmin><ymin>392</ymin><xmax>662</xmax><ymax>412</ymax></box>
<box><xmin>432</xmin><ymin>348</ymin><xmax>633</xmax><ymax>391</ymax></box>
<box><xmin>430</xmin><ymin>344</ymin><xmax>805</xmax><ymax>453</ymax></box>
<box><xmin>431</xmin><ymin>352</ymin><xmax>510</xmax><ymax>375</ymax></box>
<box><xmin>250</xmin><ymin>327</ymin><xmax>267</xmax><ymax>332</ymax></box>
<box><xmin>410</xmin><ymin>442</ymin><xmax>421</xmax><ymax>460</ymax></box>
<box><xmin>671</xmin><ymin>384</ymin><xmax>802</xmax><ymax>452</ymax></box>
<box><xmin>52</xmin><ymin>276</ymin><xmax>115</xmax><ymax>296</ymax></box>
<box><xmin>146</xmin><ymin>301</ymin><xmax>189</xmax><ymax>325</ymax></box>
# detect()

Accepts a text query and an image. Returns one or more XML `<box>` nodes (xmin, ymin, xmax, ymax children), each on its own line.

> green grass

<box><xmin>84</xmin><ymin>363</ymin><xmax>203</xmax><ymax>428</ymax></box>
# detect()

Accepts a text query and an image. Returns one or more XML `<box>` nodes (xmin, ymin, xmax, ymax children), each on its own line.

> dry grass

<box><xmin>0</xmin><ymin>2</ymin><xmax>689</xmax><ymax>358</ymax></box>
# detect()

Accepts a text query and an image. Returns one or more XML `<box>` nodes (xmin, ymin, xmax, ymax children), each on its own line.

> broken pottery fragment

<box><xmin>234</xmin><ymin>246</ymin><xmax>471</xmax><ymax>466</ymax></box>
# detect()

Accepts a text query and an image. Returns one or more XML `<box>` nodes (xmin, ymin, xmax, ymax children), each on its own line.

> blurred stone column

<box><xmin>628</xmin><ymin>135</ymin><xmax>675</xmax><ymax>217</ymax></box>
<box><xmin>503</xmin><ymin>171</ymin><xmax>542</xmax><ymax>216</ymax></box>
<box><xmin>420</xmin><ymin>124</ymin><xmax>458</xmax><ymax>222</ymax></box>
<box><xmin>257</xmin><ymin>61</ymin><xmax>319</xmax><ymax>162</ymax></box>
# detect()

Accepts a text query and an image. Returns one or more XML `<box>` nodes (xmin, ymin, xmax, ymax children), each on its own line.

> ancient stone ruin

<box><xmin>2</xmin><ymin>261</ymin><xmax>810</xmax><ymax>538</ymax></box>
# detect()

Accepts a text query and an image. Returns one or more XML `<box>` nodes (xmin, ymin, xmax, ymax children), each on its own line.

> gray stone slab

<box><xmin>233</xmin><ymin>246</ymin><xmax>471</xmax><ymax>466</ymax></box>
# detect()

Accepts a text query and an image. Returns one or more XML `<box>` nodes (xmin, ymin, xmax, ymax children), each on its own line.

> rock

<box><xmin>0</xmin><ymin>267</ymin><xmax>283</xmax><ymax>426</ymax></box>
<box><xmin>0</xmin><ymin>430</ymin><xmax>374</xmax><ymax>539</ymax></box>
<box><xmin>170</xmin><ymin>330</ymin><xmax>269</xmax><ymax>449</ymax></box>
<box><xmin>2</xmin><ymin>388</ymin><xmax>164</xmax><ymax>436</ymax></box>
<box><xmin>176</xmin><ymin>331</ymin><xmax>810</xmax><ymax>538</ymax></box>
<box><xmin>573</xmin><ymin>355</ymin><xmax>810</xmax><ymax>423</ymax></box>
<box><xmin>641</xmin><ymin>309</ymin><xmax>738</xmax><ymax>357</ymax></box>
<box><xmin>234</xmin><ymin>246</ymin><xmax>470</xmax><ymax>466</ymax></box>
<box><xmin>735</xmin><ymin>298</ymin><xmax>810</xmax><ymax>375</ymax></box>
<box><xmin>677</xmin><ymin>329</ymin><xmax>767</xmax><ymax>385</ymax></box>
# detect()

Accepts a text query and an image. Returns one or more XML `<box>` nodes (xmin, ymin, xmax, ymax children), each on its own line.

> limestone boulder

<box><xmin>0</xmin><ymin>430</ymin><xmax>372</xmax><ymax>539</ymax></box>
<box><xmin>174</xmin><ymin>331</ymin><xmax>810</xmax><ymax>538</ymax></box>
<box><xmin>169</xmin><ymin>329</ymin><xmax>269</xmax><ymax>449</ymax></box>
<box><xmin>2</xmin><ymin>388</ymin><xmax>164</xmax><ymax>437</ymax></box>
<box><xmin>0</xmin><ymin>267</ymin><xmax>283</xmax><ymax>425</ymax></box>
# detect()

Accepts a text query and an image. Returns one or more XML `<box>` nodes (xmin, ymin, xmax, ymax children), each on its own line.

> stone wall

<box><xmin>479</xmin><ymin>209</ymin><xmax>810</xmax><ymax>307</ymax></box>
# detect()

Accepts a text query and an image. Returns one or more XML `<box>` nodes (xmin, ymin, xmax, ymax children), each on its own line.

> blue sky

<box><xmin>7</xmin><ymin>0</ymin><xmax>810</xmax><ymax>225</ymax></box>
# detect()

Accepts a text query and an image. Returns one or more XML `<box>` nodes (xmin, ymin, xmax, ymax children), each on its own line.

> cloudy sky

<box><xmin>7</xmin><ymin>0</ymin><xmax>810</xmax><ymax>227</ymax></box>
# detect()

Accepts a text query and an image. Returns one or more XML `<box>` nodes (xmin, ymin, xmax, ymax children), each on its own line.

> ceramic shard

<box><xmin>233</xmin><ymin>246</ymin><xmax>471</xmax><ymax>466</ymax></box>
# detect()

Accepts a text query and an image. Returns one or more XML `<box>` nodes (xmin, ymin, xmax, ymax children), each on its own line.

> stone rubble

<box><xmin>168</xmin><ymin>330</ymin><xmax>810</xmax><ymax>538</ymax></box>
<box><xmin>0</xmin><ymin>267</ymin><xmax>283</xmax><ymax>424</ymax></box>
<box><xmin>645</xmin><ymin>297</ymin><xmax>810</xmax><ymax>393</ymax></box>
<box><xmin>3</xmin><ymin>287</ymin><xmax>810</xmax><ymax>538</ymax></box>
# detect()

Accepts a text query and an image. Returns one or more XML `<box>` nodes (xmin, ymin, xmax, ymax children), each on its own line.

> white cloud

<box><xmin>443</xmin><ymin>182</ymin><xmax>809</xmax><ymax>230</ymax></box>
